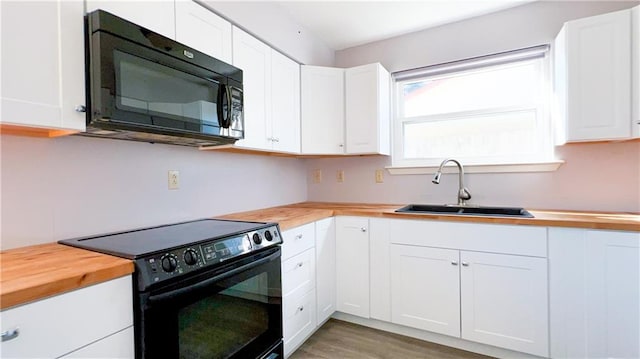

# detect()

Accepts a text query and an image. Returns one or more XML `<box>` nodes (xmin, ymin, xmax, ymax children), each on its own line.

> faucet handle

<box><xmin>458</xmin><ymin>187</ymin><xmax>472</xmax><ymax>205</ymax></box>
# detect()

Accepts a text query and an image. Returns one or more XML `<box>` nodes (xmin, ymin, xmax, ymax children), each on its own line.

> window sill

<box><xmin>386</xmin><ymin>160</ymin><xmax>564</xmax><ymax>175</ymax></box>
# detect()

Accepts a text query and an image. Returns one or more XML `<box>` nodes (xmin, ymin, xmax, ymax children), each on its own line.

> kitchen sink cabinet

<box><xmin>554</xmin><ymin>7</ymin><xmax>634</xmax><ymax>142</ymax></box>
<box><xmin>175</xmin><ymin>0</ymin><xmax>232</xmax><ymax>64</ymax></box>
<box><xmin>1</xmin><ymin>0</ymin><xmax>85</xmax><ymax>134</ymax></box>
<box><xmin>0</xmin><ymin>276</ymin><xmax>133</xmax><ymax>358</ymax></box>
<box><xmin>315</xmin><ymin>217</ymin><xmax>336</xmax><ymax>325</ymax></box>
<box><xmin>387</xmin><ymin>219</ymin><xmax>549</xmax><ymax>357</ymax></box>
<box><xmin>335</xmin><ymin>216</ymin><xmax>370</xmax><ymax>318</ymax></box>
<box><xmin>549</xmin><ymin>228</ymin><xmax>640</xmax><ymax>359</ymax></box>
<box><xmin>301</xmin><ymin>63</ymin><xmax>391</xmax><ymax>155</ymax></box>
<box><xmin>232</xmin><ymin>26</ymin><xmax>301</xmax><ymax>153</ymax></box>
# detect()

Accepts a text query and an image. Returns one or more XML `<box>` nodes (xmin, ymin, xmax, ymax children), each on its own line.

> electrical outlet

<box><xmin>337</xmin><ymin>170</ymin><xmax>345</xmax><ymax>183</ymax></box>
<box><xmin>168</xmin><ymin>170</ymin><xmax>180</xmax><ymax>190</ymax></box>
<box><xmin>375</xmin><ymin>169</ymin><xmax>384</xmax><ymax>183</ymax></box>
<box><xmin>312</xmin><ymin>169</ymin><xmax>322</xmax><ymax>183</ymax></box>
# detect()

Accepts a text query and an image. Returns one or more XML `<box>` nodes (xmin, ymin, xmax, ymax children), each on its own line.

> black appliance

<box><xmin>60</xmin><ymin>219</ymin><xmax>283</xmax><ymax>359</ymax></box>
<box><xmin>83</xmin><ymin>10</ymin><xmax>244</xmax><ymax>147</ymax></box>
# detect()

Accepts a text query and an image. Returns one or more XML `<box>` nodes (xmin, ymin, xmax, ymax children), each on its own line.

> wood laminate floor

<box><xmin>289</xmin><ymin>319</ymin><xmax>493</xmax><ymax>359</ymax></box>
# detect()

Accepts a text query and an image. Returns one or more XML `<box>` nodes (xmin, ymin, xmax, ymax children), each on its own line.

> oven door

<box><xmin>88</xmin><ymin>30</ymin><xmax>243</xmax><ymax>140</ymax></box>
<box><xmin>136</xmin><ymin>247</ymin><xmax>282</xmax><ymax>359</ymax></box>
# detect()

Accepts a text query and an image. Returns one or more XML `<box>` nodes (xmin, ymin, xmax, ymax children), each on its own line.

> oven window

<box><xmin>113</xmin><ymin>50</ymin><xmax>221</xmax><ymax>131</ymax></box>
<box><xmin>178</xmin><ymin>273</ymin><xmax>271</xmax><ymax>358</ymax></box>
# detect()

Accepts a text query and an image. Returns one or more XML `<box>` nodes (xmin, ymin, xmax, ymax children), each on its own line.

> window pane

<box><xmin>403</xmin><ymin>110</ymin><xmax>538</xmax><ymax>159</ymax></box>
<box><xmin>402</xmin><ymin>62</ymin><xmax>539</xmax><ymax>118</ymax></box>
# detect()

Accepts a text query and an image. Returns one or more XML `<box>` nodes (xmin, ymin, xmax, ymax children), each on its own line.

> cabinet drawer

<box><xmin>282</xmin><ymin>248</ymin><xmax>316</xmax><ymax>298</ymax></box>
<box><xmin>0</xmin><ymin>276</ymin><xmax>133</xmax><ymax>359</ymax></box>
<box><xmin>61</xmin><ymin>326</ymin><xmax>134</xmax><ymax>358</ymax></box>
<box><xmin>281</xmin><ymin>222</ymin><xmax>315</xmax><ymax>260</ymax></box>
<box><xmin>283</xmin><ymin>289</ymin><xmax>317</xmax><ymax>357</ymax></box>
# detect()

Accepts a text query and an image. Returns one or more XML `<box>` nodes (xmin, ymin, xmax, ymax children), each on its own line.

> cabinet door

<box><xmin>369</xmin><ymin>217</ymin><xmax>391</xmax><ymax>322</ymax></box>
<box><xmin>460</xmin><ymin>251</ymin><xmax>548</xmax><ymax>357</ymax></box>
<box><xmin>232</xmin><ymin>26</ymin><xmax>271</xmax><ymax>150</ymax></box>
<box><xmin>633</xmin><ymin>6</ymin><xmax>640</xmax><ymax>138</ymax></box>
<box><xmin>345</xmin><ymin>63</ymin><xmax>390</xmax><ymax>155</ymax></box>
<box><xmin>175</xmin><ymin>0</ymin><xmax>232</xmax><ymax>64</ymax></box>
<box><xmin>270</xmin><ymin>51</ymin><xmax>301</xmax><ymax>153</ymax></box>
<box><xmin>315</xmin><ymin>218</ymin><xmax>336</xmax><ymax>324</ymax></box>
<box><xmin>86</xmin><ymin>1</ymin><xmax>175</xmax><ymax>39</ymax></box>
<box><xmin>390</xmin><ymin>244</ymin><xmax>460</xmax><ymax>337</ymax></box>
<box><xmin>335</xmin><ymin>216</ymin><xmax>369</xmax><ymax>318</ymax></box>
<box><xmin>1</xmin><ymin>0</ymin><xmax>85</xmax><ymax>132</ymax></box>
<box><xmin>60</xmin><ymin>326</ymin><xmax>134</xmax><ymax>358</ymax></box>
<box><xmin>301</xmin><ymin>66</ymin><xmax>345</xmax><ymax>154</ymax></box>
<box><xmin>561</xmin><ymin>9</ymin><xmax>631</xmax><ymax>141</ymax></box>
<box><xmin>549</xmin><ymin>228</ymin><xmax>639</xmax><ymax>359</ymax></box>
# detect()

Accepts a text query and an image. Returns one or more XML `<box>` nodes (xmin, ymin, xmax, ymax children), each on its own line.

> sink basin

<box><xmin>395</xmin><ymin>204</ymin><xmax>534</xmax><ymax>218</ymax></box>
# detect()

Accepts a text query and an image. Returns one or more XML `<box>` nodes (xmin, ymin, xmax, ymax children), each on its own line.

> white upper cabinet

<box><xmin>1</xmin><ymin>0</ymin><xmax>85</xmax><ymax>133</ymax></box>
<box><xmin>633</xmin><ymin>6</ymin><xmax>640</xmax><ymax>138</ymax></box>
<box><xmin>232</xmin><ymin>26</ymin><xmax>301</xmax><ymax>153</ymax></box>
<box><xmin>175</xmin><ymin>0</ymin><xmax>232</xmax><ymax>63</ymax></box>
<box><xmin>554</xmin><ymin>8</ymin><xmax>633</xmax><ymax>142</ymax></box>
<box><xmin>301</xmin><ymin>66</ymin><xmax>346</xmax><ymax>154</ymax></box>
<box><xmin>232</xmin><ymin>26</ymin><xmax>272</xmax><ymax>150</ymax></box>
<box><xmin>345</xmin><ymin>63</ymin><xmax>391</xmax><ymax>155</ymax></box>
<box><xmin>86</xmin><ymin>1</ymin><xmax>175</xmax><ymax>39</ymax></box>
<box><xmin>301</xmin><ymin>63</ymin><xmax>391</xmax><ymax>155</ymax></box>
<box><xmin>270</xmin><ymin>51</ymin><xmax>301</xmax><ymax>153</ymax></box>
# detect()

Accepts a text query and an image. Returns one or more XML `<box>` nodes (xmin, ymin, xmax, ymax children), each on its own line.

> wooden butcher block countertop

<box><xmin>0</xmin><ymin>243</ymin><xmax>134</xmax><ymax>310</ymax></box>
<box><xmin>2</xmin><ymin>202</ymin><xmax>638</xmax><ymax>310</ymax></box>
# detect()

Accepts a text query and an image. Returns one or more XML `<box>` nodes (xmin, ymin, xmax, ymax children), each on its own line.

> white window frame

<box><xmin>389</xmin><ymin>45</ymin><xmax>563</xmax><ymax>174</ymax></box>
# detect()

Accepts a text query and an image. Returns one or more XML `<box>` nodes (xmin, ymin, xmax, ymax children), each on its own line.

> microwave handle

<box><xmin>147</xmin><ymin>248</ymin><xmax>280</xmax><ymax>304</ymax></box>
<box><xmin>216</xmin><ymin>84</ymin><xmax>233</xmax><ymax>129</ymax></box>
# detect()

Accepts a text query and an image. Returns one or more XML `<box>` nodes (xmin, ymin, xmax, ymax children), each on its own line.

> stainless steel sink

<box><xmin>395</xmin><ymin>204</ymin><xmax>534</xmax><ymax>218</ymax></box>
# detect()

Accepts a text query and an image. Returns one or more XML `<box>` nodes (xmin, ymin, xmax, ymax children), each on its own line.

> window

<box><xmin>392</xmin><ymin>45</ymin><xmax>554</xmax><ymax>170</ymax></box>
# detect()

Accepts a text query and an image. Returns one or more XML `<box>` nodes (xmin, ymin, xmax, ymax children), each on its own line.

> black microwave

<box><xmin>83</xmin><ymin>10</ymin><xmax>243</xmax><ymax>147</ymax></box>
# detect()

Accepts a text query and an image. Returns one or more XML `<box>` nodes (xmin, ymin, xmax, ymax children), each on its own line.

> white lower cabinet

<box><xmin>390</xmin><ymin>245</ymin><xmax>461</xmax><ymax>337</ymax></box>
<box><xmin>60</xmin><ymin>327</ymin><xmax>134</xmax><ymax>359</ymax></box>
<box><xmin>460</xmin><ymin>251</ymin><xmax>548</xmax><ymax>356</ymax></box>
<box><xmin>315</xmin><ymin>217</ymin><xmax>336</xmax><ymax>324</ymax></box>
<box><xmin>335</xmin><ymin>216</ymin><xmax>370</xmax><ymax>318</ymax></box>
<box><xmin>549</xmin><ymin>228</ymin><xmax>640</xmax><ymax>359</ymax></box>
<box><xmin>0</xmin><ymin>276</ymin><xmax>133</xmax><ymax>358</ymax></box>
<box><xmin>281</xmin><ymin>223</ymin><xmax>317</xmax><ymax>357</ymax></box>
<box><xmin>387</xmin><ymin>219</ymin><xmax>549</xmax><ymax>357</ymax></box>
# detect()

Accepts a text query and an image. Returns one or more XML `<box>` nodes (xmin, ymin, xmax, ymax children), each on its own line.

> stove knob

<box><xmin>183</xmin><ymin>249</ymin><xmax>198</xmax><ymax>266</ymax></box>
<box><xmin>264</xmin><ymin>230</ymin><xmax>273</xmax><ymax>242</ymax></box>
<box><xmin>161</xmin><ymin>254</ymin><xmax>178</xmax><ymax>273</ymax></box>
<box><xmin>252</xmin><ymin>233</ymin><xmax>262</xmax><ymax>245</ymax></box>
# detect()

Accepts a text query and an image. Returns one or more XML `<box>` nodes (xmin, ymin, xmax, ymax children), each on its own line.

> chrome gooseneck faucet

<box><xmin>432</xmin><ymin>158</ymin><xmax>472</xmax><ymax>206</ymax></box>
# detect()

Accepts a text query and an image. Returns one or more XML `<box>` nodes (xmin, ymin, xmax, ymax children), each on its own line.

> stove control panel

<box><xmin>136</xmin><ymin>224</ymin><xmax>282</xmax><ymax>289</ymax></box>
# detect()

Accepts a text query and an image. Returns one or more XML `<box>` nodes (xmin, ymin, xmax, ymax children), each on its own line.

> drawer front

<box><xmin>282</xmin><ymin>248</ymin><xmax>316</xmax><ymax>297</ymax></box>
<box><xmin>283</xmin><ymin>289</ymin><xmax>317</xmax><ymax>357</ymax></box>
<box><xmin>389</xmin><ymin>219</ymin><xmax>547</xmax><ymax>257</ymax></box>
<box><xmin>282</xmin><ymin>222</ymin><xmax>315</xmax><ymax>260</ymax></box>
<box><xmin>60</xmin><ymin>326</ymin><xmax>134</xmax><ymax>358</ymax></box>
<box><xmin>0</xmin><ymin>276</ymin><xmax>133</xmax><ymax>359</ymax></box>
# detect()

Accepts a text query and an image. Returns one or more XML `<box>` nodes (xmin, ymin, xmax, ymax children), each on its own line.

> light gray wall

<box><xmin>335</xmin><ymin>1</ymin><xmax>638</xmax><ymax>71</ymax></box>
<box><xmin>0</xmin><ymin>135</ymin><xmax>307</xmax><ymax>250</ymax></box>
<box><xmin>308</xmin><ymin>1</ymin><xmax>640</xmax><ymax>213</ymax></box>
<box><xmin>203</xmin><ymin>1</ymin><xmax>335</xmax><ymax>66</ymax></box>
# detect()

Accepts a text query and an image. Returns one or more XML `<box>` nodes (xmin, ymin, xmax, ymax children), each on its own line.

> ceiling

<box><xmin>276</xmin><ymin>1</ymin><xmax>536</xmax><ymax>50</ymax></box>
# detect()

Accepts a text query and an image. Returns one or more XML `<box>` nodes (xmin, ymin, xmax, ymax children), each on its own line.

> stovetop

<box><xmin>59</xmin><ymin>219</ymin><xmax>274</xmax><ymax>259</ymax></box>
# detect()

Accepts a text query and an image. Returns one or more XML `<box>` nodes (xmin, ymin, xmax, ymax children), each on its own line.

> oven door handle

<box><xmin>147</xmin><ymin>248</ymin><xmax>280</xmax><ymax>304</ymax></box>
